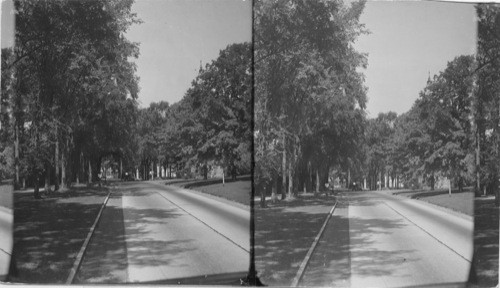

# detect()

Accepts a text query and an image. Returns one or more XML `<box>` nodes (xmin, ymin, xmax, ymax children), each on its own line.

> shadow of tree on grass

<box><xmin>254</xmin><ymin>195</ymin><xmax>337</xmax><ymax>286</ymax></box>
<box><xmin>9</xmin><ymin>187</ymin><xmax>109</xmax><ymax>283</ymax></box>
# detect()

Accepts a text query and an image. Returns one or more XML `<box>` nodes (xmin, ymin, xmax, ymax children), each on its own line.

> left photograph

<box><xmin>0</xmin><ymin>0</ymin><xmax>252</xmax><ymax>284</ymax></box>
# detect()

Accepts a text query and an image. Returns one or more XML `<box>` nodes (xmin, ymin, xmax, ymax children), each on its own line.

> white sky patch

<box><xmin>354</xmin><ymin>0</ymin><xmax>476</xmax><ymax>118</ymax></box>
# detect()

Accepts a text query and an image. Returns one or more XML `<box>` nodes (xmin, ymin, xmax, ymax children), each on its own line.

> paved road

<box><xmin>75</xmin><ymin>181</ymin><xmax>250</xmax><ymax>284</ymax></box>
<box><xmin>0</xmin><ymin>207</ymin><xmax>13</xmax><ymax>280</ymax></box>
<box><xmin>300</xmin><ymin>190</ymin><xmax>473</xmax><ymax>287</ymax></box>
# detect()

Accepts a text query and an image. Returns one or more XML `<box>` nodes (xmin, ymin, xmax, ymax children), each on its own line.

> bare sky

<box><xmin>354</xmin><ymin>1</ymin><xmax>477</xmax><ymax>118</ymax></box>
<box><xmin>1</xmin><ymin>0</ymin><xmax>14</xmax><ymax>49</ymax></box>
<box><xmin>125</xmin><ymin>0</ymin><xmax>252</xmax><ymax>108</ymax></box>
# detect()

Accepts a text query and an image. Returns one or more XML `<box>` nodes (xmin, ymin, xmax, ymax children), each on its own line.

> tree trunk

<box><xmin>379</xmin><ymin>172</ymin><xmax>382</xmax><ymax>190</ymax></box>
<box><xmin>448</xmin><ymin>177</ymin><xmax>452</xmax><ymax>197</ymax></box>
<box><xmin>34</xmin><ymin>174</ymin><xmax>41</xmax><ymax>199</ymax></box>
<box><xmin>271</xmin><ymin>177</ymin><xmax>277</xmax><ymax>203</ymax></box>
<box><xmin>260</xmin><ymin>181</ymin><xmax>267</xmax><ymax>208</ymax></box>
<box><xmin>281</xmin><ymin>132</ymin><xmax>286</xmax><ymax>200</ymax></box>
<box><xmin>475</xmin><ymin>100</ymin><xmax>482</xmax><ymax>197</ymax></box>
<box><xmin>347</xmin><ymin>168</ymin><xmax>351</xmax><ymax>188</ymax></box>
<box><xmin>14</xmin><ymin>125</ymin><xmax>19</xmax><ymax>189</ymax></box>
<box><xmin>54</xmin><ymin>128</ymin><xmax>59</xmax><ymax>191</ymax></box>
<box><xmin>78</xmin><ymin>152</ymin><xmax>83</xmax><ymax>184</ymax></box>
<box><xmin>60</xmin><ymin>148</ymin><xmax>66</xmax><ymax>191</ymax></box>
<box><xmin>44</xmin><ymin>162</ymin><xmax>50</xmax><ymax>194</ymax></box>
<box><xmin>307</xmin><ymin>162</ymin><xmax>314</xmax><ymax>192</ymax></box>
<box><xmin>315</xmin><ymin>169</ymin><xmax>320</xmax><ymax>195</ymax></box>
<box><xmin>88</xmin><ymin>160</ymin><xmax>92</xmax><ymax>185</ymax></box>
<box><xmin>287</xmin><ymin>157</ymin><xmax>293</xmax><ymax>199</ymax></box>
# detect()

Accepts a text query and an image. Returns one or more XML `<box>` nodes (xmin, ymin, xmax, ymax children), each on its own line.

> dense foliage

<box><xmin>134</xmin><ymin>43</ymin><xmax>252</xmax><ymax>181</ymax></box>
<box><xmin>254</xmin><ymin>0</ymin><xmax>368</xmax><ymax>205</ymax></box>
<box><xmin>0</xmin><ymin>0</ymin><xmax>251</xmax><ymax>197</ymax></box>
<box><xmin>0</xmin><ymin>0</ymin><xmax>141</xmax><ymax>197</ymax></box>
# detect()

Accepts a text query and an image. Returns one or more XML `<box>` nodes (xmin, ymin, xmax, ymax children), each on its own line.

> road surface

<box><xmin>0</xmin><ymin>207</ymin><xmax>13</xmax><ymax>280</ymax></box>
<box><xmin>75</xmin><ymin>181</ymin><xmax>250</xmax><ymax>284</ymax></box>
<box><xmin>300</xmin><ymin>190</ymin><xmax>474</xmax><ymax>287</ymax></box>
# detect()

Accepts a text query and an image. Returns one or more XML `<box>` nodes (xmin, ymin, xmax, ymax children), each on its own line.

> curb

<box><xmin>65</xmin><ymin>191</ymin><xmax>111</xmax><ymax>284</ymax></box>
<box><xmin>291</xmin><ymin>199</ymin><xmax>338</xmax><ymax>287</ymax></box>
<box><xmin>155</xmin><ymin>191</ymin><xmax>249</xmax><ymax>254</ymax></box>
<box><xmin>383</xmin><ymin>201</ymin><xmax>472</xmax><ymax>263</ymax></box>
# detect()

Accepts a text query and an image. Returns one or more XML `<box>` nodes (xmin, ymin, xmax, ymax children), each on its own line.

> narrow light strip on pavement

<box><xmin>65</xmin><ymin>191</ymin><xmax>111</xmax><ymax>284</ymax></box>
<box><xmin>0</xmin><ymin>247</ymin><xmax>11</xmax><ymax>256</ymax></box>
<box><xmin>155</xmin><ymin>192</ymin><xmax>250</xmax><ymax>253</ymax></box>
<box><xmin>291</xmin><ymin>198</ymin><xmax>338</xmax><ymax>287</ymax></box>
<box><xmin>383</xmin><ymin>201</ymin><xmax>472</xmax><ymax>263</ymax></box>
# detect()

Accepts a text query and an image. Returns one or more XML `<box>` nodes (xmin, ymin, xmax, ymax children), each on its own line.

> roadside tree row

<box><xmin>254</xmin><ymin>0</ymin><xmax>369</xmax><ymax>206</ymax></box>
<box><xmin>1</xmin><ymin>0</ymin><xmax>141</xmax><ymax>198</ymax></box>
<box><xmin>134</xmin><ymin>42</ymin><xmax>252</xmax><ymax>181</ymax></box>
<box><xmin>364</xmin><ymin>2</ymin><xmax>500</xmax><ymax>205</ymax></box>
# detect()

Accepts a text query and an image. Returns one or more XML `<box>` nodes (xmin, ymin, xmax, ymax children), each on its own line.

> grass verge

<box><xmin>0</xmin><ymin>183</ymin><xmax>13</xmax><ymax>210</ymax></box>
<box><xmin>8</xmin><ymin>186</ymin><xmax>109</xmax><ymax>284</ymax></box>
<box><xmin>190</xmin><ymin>180</ymin><xmax>250</xmax><ymax>206</ymax></box>
<box><xmin>254</xmin><ymin>195</ymin><xmax>337</xmax><ymax>286</ymax></box>
<box><xmin>418</xmin><ymin>192</ymin><xmax>474</xmax><ymax>216</ymax></box>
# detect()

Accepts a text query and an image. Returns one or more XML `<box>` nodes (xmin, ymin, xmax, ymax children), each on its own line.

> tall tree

<box><xmin>255</xmin><ymin>0</ymin><xmax>368</xmax><ymax>201</ymax></box>
<box><xmin>12</xmin><ymin>0</ymin><xmax>140</xmax><ymax>197</ymax></box>
<box><xmin>476</xmin><ymin>4</ymin><xmax>500</xmax><ymax>205</ymax></box>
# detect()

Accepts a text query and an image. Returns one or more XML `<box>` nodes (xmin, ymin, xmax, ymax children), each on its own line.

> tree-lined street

<box><xmin>254</xmin><ymin>1</ymin><xmax>498</xmax><ymax>285</ymax></box>
<box><xmin>0</xmin><ymin>0</ymin><xmax>253</xmax><ymax>284</ymax></box>
<box><xmin>300</xmin><ymin>191</ymin><xmax>473</xmax><ymax>287</ymax></box>
<box><xmin>76</xmin><ymin>181</ymin><xmax>249</xmax><ymax>284</ymax></box>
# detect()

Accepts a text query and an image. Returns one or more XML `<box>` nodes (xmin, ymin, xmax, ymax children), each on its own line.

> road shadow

<box><xmin>254</xmin><ymin>195</ymin><xmax>336</xmax><ymax>286</ymax></box>
<box><xmin>347</xmin><ymin>192</ymin><xmax>418</xmax><ymax>280</ymax></box>
<box><xmin>300</xmin><ymin>196</ymin><xmax>415</xmax><ymax>286</ymax></box>
<box><xmin>8</xmin><ymin>188</ymin><xmax>108</xmax><ymax>283</ymax></box>
<box><xmin>299</xmin><ymin>200</ymin><xmax>351</xmax><ymax>287</ymax></box>
<box><xmin>74</xmin><ymin>193</ymin><xmax>128</xmax><ymax>284</ymax></box>
<box><xmin>75</xmin><ymin>191</ymin><xmax>192</xmax><ymax>284</ymax></box>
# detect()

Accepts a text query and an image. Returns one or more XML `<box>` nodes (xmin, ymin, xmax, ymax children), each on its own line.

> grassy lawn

<box><xmin>191</xmin><ymin>180</ymin><xmax>251</xmax><ymax>206</ymax></box>
<box><xmin>418</xmin><ymin>192</ymin><xmax>474</xmax><ymax>216</ymax></box>
<box><xmin>0</xmin><ymin>183</ymin><xmax>13</xmax><ymax>209</ymax></box>
<box><xmin>254</xmin><ymin>195</ymin><xmax>337</xmax><ymax>286</ymax></box>
<box><xmin>8</xmin><ymin>186</ymin><xmax>109</xmax><ymax>283</ymax></box>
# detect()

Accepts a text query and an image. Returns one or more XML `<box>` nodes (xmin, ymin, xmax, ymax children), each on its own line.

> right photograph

<box><xmin>253</xmin><ymin>0</ymin><xmax>499</xmax><ymax>287</ymax></box>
